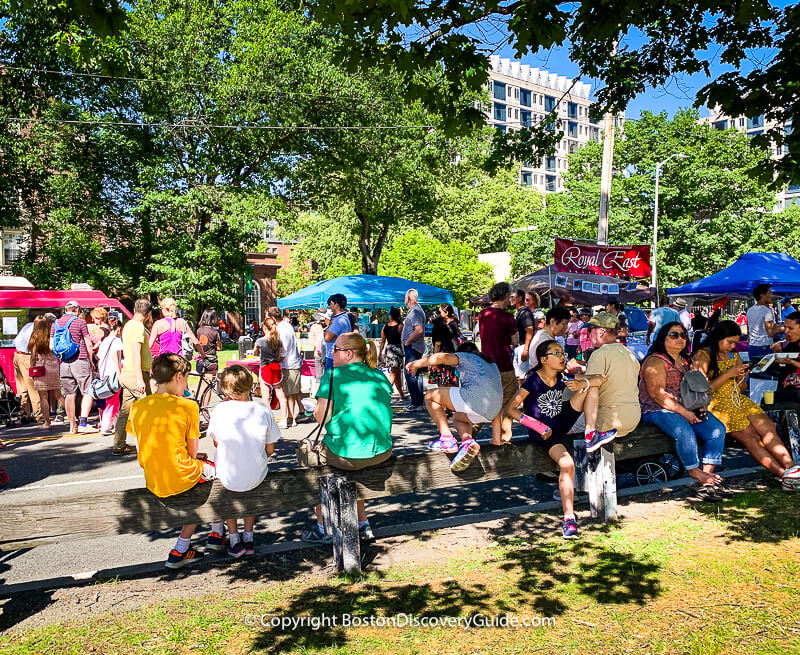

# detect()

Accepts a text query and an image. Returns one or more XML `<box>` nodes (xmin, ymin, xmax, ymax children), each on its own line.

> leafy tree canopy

<box><xmin>510</xmin><ymin>109</ymin><xmax>787</xmax><ymax>290</ymax></box>
<box><xmin>308</xmin><ymin>0</ymin><xmax>800</xmax><ymax>186</ymax></box>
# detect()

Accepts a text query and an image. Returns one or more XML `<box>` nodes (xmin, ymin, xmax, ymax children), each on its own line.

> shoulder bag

<box><xmin>90</xmin><ymin>338</ymin><xmax>121</xmax><ymax>400</ymax></box>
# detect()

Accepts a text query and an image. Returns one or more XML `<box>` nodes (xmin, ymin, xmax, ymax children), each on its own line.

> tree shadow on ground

<box><xmin>247</xmin><ymin>514</ymin><xmax>662</xmax><ymax>654</ymax></box>
<box><xmin>691</xmin><ymin>486</ymin><xmax>800</xmax><ymax>544</ymax></box>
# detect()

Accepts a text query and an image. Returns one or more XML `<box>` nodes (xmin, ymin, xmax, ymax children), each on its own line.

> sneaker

<box><xmin>403</xmin><ymin>404</ymin><xmax>423</xmax><ymax>412</ymax></box>
<box><xmin>243</xmin><ymin>536</ymin><xmax>255</xmax><ymax>556</ymax></box>
<box><xmin>52</xmin><ymin>415</ymin><xmax>66</xmax><ymax>425</ymax></box>
<box><xmin>562</xmin><ymin>518</ymin><xmax>579</xmax><ymax>540</ymax></box>
<box><xmin>359</xmin><ymin>523</ymin><xmax>375</xmax><ymax>542</ymax></box>
<box><xmin>111</xmin><ymin>445</ymin><xmax>137</xmax><ymax>456</ymax></box>
<box><xmin>584</xmin><ymin>429</ymin><xmax>617</xmax><ymax>453</ymax></box>
<box><xmin>302</xmin><ymin>526</ymin><xmax>332</xmax><ymax>545</ymax></box>
<box><xmin>277</xmin><ymin>420</ymin><xmax>289</xmax><ymax>430</ymax></box>
<box><xmin>450</xmin><ymin>438</ymin><xmax>480</xmax><ymax>472</ymax></box>
<box><xmin>227</xmin><ymin>539</ymin><xmax>245</xmax><ymax>558</ymax></box>
<box><xmin>165</xmin><ymin>547</ymin><xmax>204</xmax><ymax>569</ymax></box>
<box><xmin>206</xmin><ymin>530</ymin><xmax>226</xmax><ymax>551</ymax></box>
<box><xmin>427</xmin><ymin>435</ymin><xmax>459</xmax><ymax>454</ymax></box>
<box><xmin>77</xmin><ymin>424</ymin><xmax>96</xmax><ymax>434</ymax></box>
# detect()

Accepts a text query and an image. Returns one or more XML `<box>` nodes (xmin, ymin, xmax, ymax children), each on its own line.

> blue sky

<box><xmin>489</xmin><ymin>0</ymin><xmax>792</xmax><ymax>121</ymax></box>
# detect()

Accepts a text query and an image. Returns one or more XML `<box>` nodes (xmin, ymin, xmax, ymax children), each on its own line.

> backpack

<box><xmin>52</xmin><ymin>315</ymin><xmax>80</xmax><ymax>360</ymax></box>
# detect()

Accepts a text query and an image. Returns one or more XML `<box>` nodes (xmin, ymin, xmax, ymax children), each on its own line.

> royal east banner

<box><xmin>553</xmin><ymin>238</ymin><xmax>651</xmax><ymax>279</ymax></box>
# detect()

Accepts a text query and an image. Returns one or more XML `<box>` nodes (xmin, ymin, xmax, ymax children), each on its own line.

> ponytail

<box><xmin>366</xmin><ymin>340</ymin><xmax>378</xmax><ymax>369</ymax></box>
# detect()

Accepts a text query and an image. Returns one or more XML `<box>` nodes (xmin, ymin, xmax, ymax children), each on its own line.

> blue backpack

<box><xmin>53</xmin><ymin>315</ymin><xmax>80</xmax><ymax>360</ymax></box>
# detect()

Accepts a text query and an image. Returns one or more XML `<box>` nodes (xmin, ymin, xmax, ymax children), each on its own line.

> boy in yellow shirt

<box><xmin>127</xmin><ymin>353</ymin><xmax>218</xmax><ymax>569</ymax></box>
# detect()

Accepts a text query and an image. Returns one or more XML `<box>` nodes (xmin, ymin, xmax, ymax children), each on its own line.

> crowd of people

<box><xmin>4</xmin><ymin>280</ymin><xmax>800</xmax><ymax>567</ymax></box>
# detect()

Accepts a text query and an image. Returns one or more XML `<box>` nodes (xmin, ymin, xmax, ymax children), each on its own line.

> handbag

<box><xmin>680</xmin><ymin>370</ymin><xmax>712</xmax><ymax>411</ymax></box>
<box><xmin>428</xmin><ymin>364</ymin><xmax>459</xmax><ymax>387</ymax></box>
<box><xmin>29</xmin><ymin>365</ymin><xmax>46</xmax><ymax>378</ymax></box>
<box><xmin>90</xmin><ymin>337</ymin><xmax>121</xmax><ymax>400</ymax></box>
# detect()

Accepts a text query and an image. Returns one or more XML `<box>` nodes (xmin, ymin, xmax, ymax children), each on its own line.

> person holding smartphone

<box><xmin>693</xmin><ymin>320</ymin><xmax>798</xmax><ymax>487</ymax></box>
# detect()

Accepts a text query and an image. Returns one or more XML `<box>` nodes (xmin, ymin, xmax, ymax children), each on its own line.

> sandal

<box><xmin>112</xmin><ymin>445</ymin><xmax>137</xmax><ymax>456</ymax></box>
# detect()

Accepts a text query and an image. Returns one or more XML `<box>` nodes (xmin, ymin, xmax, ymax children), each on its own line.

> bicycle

<box><xmin>189</xmin><ymin>370</ymin><xmax>225</xmax><ymax>428</ymax></box>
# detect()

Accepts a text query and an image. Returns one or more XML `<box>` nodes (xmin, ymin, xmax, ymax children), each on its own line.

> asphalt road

<box><xmin>0</xmin><ymin>397</ymin><xmax>754</xmax><ymax>590</ymax></box>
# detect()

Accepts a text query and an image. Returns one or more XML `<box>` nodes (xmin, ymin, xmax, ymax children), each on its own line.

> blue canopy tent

<box><xmin>667</xmin><ymin>253</ymin><xmax>800</xmax><ymax>299</ymax></box>
<box><xmin>277</xmin><ymin>275</ymin><xmax>455</xmax><ymax>310</ymax></box>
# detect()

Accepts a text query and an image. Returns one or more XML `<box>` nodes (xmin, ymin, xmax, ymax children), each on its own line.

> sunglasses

<box><xmin>667</xmin><ymin>331</ymin><xmax>687</xmax><ymax>339</ymax></box>
<box><xmin>333</xmin><ymin>346</ymin><xmax>353</xmax><ymax>353</ymax></box>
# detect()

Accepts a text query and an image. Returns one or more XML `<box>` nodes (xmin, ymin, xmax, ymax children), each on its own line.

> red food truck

<box><xmin>0</xmin><ymin>288</ymin><xmax>132</xmax><ymax>392</ymax></box>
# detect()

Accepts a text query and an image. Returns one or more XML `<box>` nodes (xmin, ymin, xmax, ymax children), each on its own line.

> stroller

<box><xmin>0</xmin><ymin>362</ymin><xmax>22</xmax><ymax>427</ymax></box>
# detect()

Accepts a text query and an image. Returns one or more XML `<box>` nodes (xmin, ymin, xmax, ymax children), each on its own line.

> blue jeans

<box><xmin>642</xmin><ymin>409</ymin><xmax>725</xmax><ymax>470</ymax></box>
<box><xmin>403</xmin><ymin>346</ymin><xmax>425</xmax><ymax>407</ymax></box>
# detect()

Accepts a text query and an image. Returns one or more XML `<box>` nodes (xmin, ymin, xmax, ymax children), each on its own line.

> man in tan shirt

<box><xmin>584</xmin><ymin>312</ymin><xmax>641</xmax><ymax>438</ymax></box>
<box><xmin>113</xmin><ymin>298</ymin><xmax>153</xmax><ymax>455</ymax></box>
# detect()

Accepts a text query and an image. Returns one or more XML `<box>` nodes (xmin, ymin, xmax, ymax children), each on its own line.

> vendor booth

<box><xmin>667</xmin><ymin>252</ymin><xmax>800</xmax><ymax>298</ymax></box>
<box><xmin>0</xmin><ymin>289</ymin><xmax>132</xmax><ymax>392</ymax></box>
<box><xmin>514</xmin><ymin>265</ymin><xmax>655</xmax><ymax>306</ymax></box>
<box><xmin>277</xmin><ymin>275</ymin><xmax>454</xmax><ymax>310</ymax></box>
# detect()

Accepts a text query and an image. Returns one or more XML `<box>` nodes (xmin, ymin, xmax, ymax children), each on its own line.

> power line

<box><xmin>0</xmin><ymin>65</ymin><xmax>406</xmax><ymax>106</ymax></box>
<box><xmin>0</xmin><ymin>116</ymin><xmax>437</xmax><ymax>131</ymax></box>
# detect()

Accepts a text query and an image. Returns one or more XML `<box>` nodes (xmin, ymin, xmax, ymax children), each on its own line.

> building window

<box><xmin>514</xmin><ymin>108</ymin><xmax>519</xmax><ymax>120</ymax></box>
<box><xmin>493</xmin><ymin>82</ymin><xmax>506</xmax><ymax>101</ymax></box>
<box><xmin>545</xmin><ymin>156</ymin><xmax>556</xmax><ymax>171</ymax></box>
<box><xmin>748</xmin><ymin>130</ymin><xmax>763</xmax><ymax>137</ymax></box>
<box><xmin>244</xmin><ymin>277</ymin><xmax>261</xmax><ymax>326</ymax></box>
<box><xmin>520</xmin><ymin>110</ymin><xmax>532</xmax><ymax>127</ymax></box>
<box><xmin>520</xmin><ymin>171</ymin><xmax>533</xmax><ymax>186</ymax></box>
<box><xmin>567</xmin><ymin>102</ymin><xmax>578</xmax><ymax>118</ymax></box>
<box><xmin>590</xmin><ymin>127</ymin><xmax>600</xmax><ymax>142</ymax></box>
<box><xmin>493</xmin><ymin>103</ymin><xmax>506</xmax><ymax>122</ymax></box>
<box><xmin>546</xmin><ymin>175</ymin><xmax>557</xmax><ymax>192</ymax></box>
<box><xmin>712</xmin><ymin>120</ymin><xmax>728</xmax><ymax>130</ymax></box>
<box><xmin>747</xmin><ymin>115</ymin><xmax>764</xmax><ymax>130</ymax></box>
<box><xmin>497</xmin><ymin>125</ymin><xmax>506</xmax><ymax>134</ymax></box>
<box><xmin>567</xmin><ymin>121</ymin><xmax>578</xmax><ymax>138</ymax></box>
<box><xmin>520</xmin><ymin>88</ymin><xmax>531</xmax><ymax>107</ymax></box>
<box><xmin>544</xmin><ymin>95</ymin><xmax>556</xmax><ymax>112</ymax></box>
<box><xmin>2</xmin><ymin>232</ymin><xmax>23</xmax><ymax>266</ymax></box>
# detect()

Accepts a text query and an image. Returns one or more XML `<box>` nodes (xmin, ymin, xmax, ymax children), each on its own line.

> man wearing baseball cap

<box><xmin>50</xmin><ymin>301</ymin><xmax>96</xmax><ymax>433</ymax></box>
<box><xmin>572</xmin><ymin>312</ymin><xmax>641</xmax><ymax>444</ymax></box>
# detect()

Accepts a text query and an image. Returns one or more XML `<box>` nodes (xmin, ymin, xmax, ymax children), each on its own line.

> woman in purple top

<box><xmin>149</xmin><ymin>297</ymin><xmax>199</xmax><ymax>359</ymax></box>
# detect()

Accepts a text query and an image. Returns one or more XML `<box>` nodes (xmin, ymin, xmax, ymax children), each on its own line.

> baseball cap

<box><xmin>533</xmin><ymin>310</ymin><xmax>546</xmax><ymax>320</ymax></box>
<box><xmin>579</xmin><ymin>306</ymin><xmax>592</xmax><ymax>316</ymax></box>
<box><xmin>588</xmin><ymin>312</ymin><xmax>619</xmax><ymax>329</ymax></box>
<box><xmin>65</xmin><ymin>300</ymin><xmax>80</xmax><ymax>310</ymax></box>
<box><xmin>108</xmin><ymin>310</ymin><xmax>123</xmax><ymax>323</ymax></box>
<box><xmin>781</xmin><ymin>296</ymin><xmax>792</xmax><ymax>304</ymax></box>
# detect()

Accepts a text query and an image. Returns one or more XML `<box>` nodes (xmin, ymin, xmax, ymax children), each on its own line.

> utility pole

<box><xmin>597</xmin><ymin>42</ymin><xmax>618</xmax><ymax>246</ymax></box>
<box><xmin>597</xmin><ymin>110</ymin><xmax>615</xmax><ymax>245</ymax></box>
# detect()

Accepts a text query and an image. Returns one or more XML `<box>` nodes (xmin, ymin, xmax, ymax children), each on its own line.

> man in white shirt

<box><xmin>746</xmin><ymin>283</ymin><xmax>780</xmax><ymax>360</ymax></box>
<box><xmin>12</xmin><ymin>318</ymin><xmax>40</xmax><ymax>422</ymax></box>
<box><xmin>269</xmin><ymin>307</ymin><xmax>303</xmax><ymax>428</ymax></box>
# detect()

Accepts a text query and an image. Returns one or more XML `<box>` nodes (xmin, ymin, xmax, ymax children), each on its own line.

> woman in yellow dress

<box><xmin>693</xmin><ymin>320</ymin><xmax>798</xmax><ymax>484</ymax></box>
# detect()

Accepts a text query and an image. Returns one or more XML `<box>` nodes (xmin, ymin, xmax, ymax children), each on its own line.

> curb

<box><xmin>0</xmin><ymin>466</ymin><xmax>762</xmax><ymax>597</ymax></box>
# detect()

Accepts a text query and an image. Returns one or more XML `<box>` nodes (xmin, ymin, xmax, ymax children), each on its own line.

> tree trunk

<box><xmin>356</xmin><ymin>209</ymin><xmax>390</xmax><ymax>276</ymax></box>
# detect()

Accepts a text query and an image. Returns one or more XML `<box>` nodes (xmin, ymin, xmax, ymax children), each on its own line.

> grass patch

<box><xmin>3</xmin><ymin>489</ymin><xmax>800</xmax><ymax>654</ymax></box>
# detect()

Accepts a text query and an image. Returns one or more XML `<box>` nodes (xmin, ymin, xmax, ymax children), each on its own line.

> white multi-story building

<box><xmin>704</xmin><ymin>108</ymin><xmax>799</xmax><ymax>210</ymax></box>
<box><xmin>485</xmin><ymin>55</ymin><xmax>605</xmax><ymax>193</ymax></box>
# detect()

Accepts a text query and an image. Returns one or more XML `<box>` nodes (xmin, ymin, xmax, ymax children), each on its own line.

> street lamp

<box><xmin>652</xmin><ymin>153</ymin><xmax>687</xmax><ymax>301</ymax></box>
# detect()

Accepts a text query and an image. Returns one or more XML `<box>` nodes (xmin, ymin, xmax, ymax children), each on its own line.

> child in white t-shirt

<box><xmin>208</xmin><ymin>365</ymin><xmax>281</xmax><ymax>557</ymax></box>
